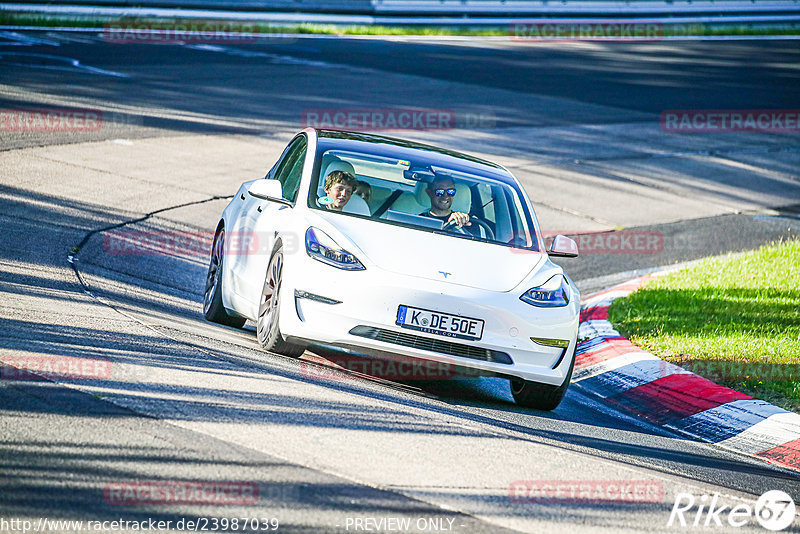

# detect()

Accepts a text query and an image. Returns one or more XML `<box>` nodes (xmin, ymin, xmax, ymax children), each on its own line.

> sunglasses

<box><xmin>433</xmin><ymin>188</ymin><xmax>457</xmax><ymax>197</ymax></box>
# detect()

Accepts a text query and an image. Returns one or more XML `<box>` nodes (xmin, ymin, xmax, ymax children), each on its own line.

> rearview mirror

<box><xmin>248</xmin><ymin>179</ymin><xmax>285</xmax><ymax>203</ymax></box>
<box><xmin>547</xmin><ymin>235</ymin><xmax>579</xmax><ymax>258</ymax></box>
<box><xmin>403</xmin><ymin>167</ymin><xmax>435</xmax><ymax>182</ymax></box>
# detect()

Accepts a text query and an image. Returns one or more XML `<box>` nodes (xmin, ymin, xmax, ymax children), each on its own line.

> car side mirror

<box><xmin>248</xmin><ymin>179</ymin><xmax>287</xmax><ymax>204</ymax></box>
<box><xmin>547</xmin><ymin>235</ymin><xmax>579</xmax><ymax>258</ymax></box>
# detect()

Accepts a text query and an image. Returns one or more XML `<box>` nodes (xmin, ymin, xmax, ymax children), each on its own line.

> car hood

<box><xmin>315</xmin><ymin>212</ymin><xmax>547</xmax><ymax>292</ymax></box>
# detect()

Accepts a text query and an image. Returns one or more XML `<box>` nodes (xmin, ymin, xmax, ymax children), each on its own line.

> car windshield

<box><xmin>309</xmin><ymin>149</ymin><xmax>538</xmax><ymax>251</ymax></box>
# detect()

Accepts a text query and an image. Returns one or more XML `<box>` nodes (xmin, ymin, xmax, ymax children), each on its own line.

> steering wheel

<box><xmin>442</xmin><ymin>216</ymin><xmax>495</xmax><ymax>240</ymax></box>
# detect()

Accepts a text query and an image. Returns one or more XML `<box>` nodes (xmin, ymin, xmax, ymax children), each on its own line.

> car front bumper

<box><xmin>280</xmin><ymin>254</ymin><xmax>579</xmax><ymax>386</ymax></box>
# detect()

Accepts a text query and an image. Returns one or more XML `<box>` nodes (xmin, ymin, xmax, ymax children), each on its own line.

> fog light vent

<box><xmin>530</xmin><ymin>337</ymin><xmax>570</xmax><ymax>348</ymax></box>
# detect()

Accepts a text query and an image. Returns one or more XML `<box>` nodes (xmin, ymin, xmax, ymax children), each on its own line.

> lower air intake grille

<box><xmin>349</xmin><ymin>326</ymin><xmax>513</xmax><ymax>364</ymax></box>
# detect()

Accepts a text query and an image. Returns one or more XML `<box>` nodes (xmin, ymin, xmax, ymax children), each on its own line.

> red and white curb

<box><xmin>574</xmin><ymin>276</ymin><xmax>800</xmax><ymax>473</ymax></box>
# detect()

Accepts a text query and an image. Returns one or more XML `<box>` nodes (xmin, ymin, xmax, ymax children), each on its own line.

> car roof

<box><xmin>314</xmin><ymin>129</ymin><xmax>516</xmax><ymax>185</ymax></box>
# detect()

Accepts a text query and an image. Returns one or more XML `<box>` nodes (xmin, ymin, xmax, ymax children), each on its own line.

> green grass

<box><xmin>1</xmin><ymin>13</ymin><xmax>799</xmax><ymax>37</ymax></box>
<box><xmin>0</xmin><ymin>14</ymin><xmax>504</xmax><ymax>36</ymax></box>
<box><xmin>609</xmin><ymin>240</ymin><xmax>800</xmax><ymax>412</ymax></box>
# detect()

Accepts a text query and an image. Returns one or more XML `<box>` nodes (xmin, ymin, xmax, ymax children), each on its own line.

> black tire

<box><xmin>256</xmin><ymin>243</ymin><xmax>305</xmax><ymax>357</ymax></box>
<box><xmin>510</xmin><ymin>346</ymin><xmax>576</xmax><ymax>411</ymax></box>
<box><xmin>203</xmin><ymin>228</ymin><xmax>246</xmax><ymax>328</ymax></box>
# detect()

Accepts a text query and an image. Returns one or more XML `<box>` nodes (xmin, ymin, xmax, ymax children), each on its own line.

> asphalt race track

<box><xmin>1</xmin><ymin>30</ymin><xmax>800</xmax><ymax>533</ymax></box>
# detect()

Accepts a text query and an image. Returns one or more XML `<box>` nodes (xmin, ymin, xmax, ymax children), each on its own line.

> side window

<box><xmin>273</xmin><ymin>136</ymin><xmax>307</xmax><ymax>202</ymax></box>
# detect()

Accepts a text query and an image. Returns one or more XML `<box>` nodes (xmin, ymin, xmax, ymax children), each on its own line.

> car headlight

<box><xmin>520</xmin><ymin>274</ymin><xmax>570</xmax><ymax>307</ymax></box>
<box><xmin>305</xmin><ymin>227</ymin><xmax>365</xmax><ymax>271</ymax></box>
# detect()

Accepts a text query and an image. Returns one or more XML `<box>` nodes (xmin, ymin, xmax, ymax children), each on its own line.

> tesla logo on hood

<box><xmin>439</xmin><ymin>271</ymin><xmax>451</xmax><ymax>278</ymax></box>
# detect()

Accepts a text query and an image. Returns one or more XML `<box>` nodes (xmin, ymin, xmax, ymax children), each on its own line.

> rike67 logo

<box><xmin>668</xmin><ymin>490</ymin><xmax>796</xmax><ymax>531</ymax></box>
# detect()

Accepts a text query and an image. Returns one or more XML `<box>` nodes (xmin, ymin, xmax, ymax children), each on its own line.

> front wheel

<box><xmin>256</xmin><ymin>244</ymin><xmax>305</xmax><ymax>357</ymax></box>
<box><xmin>510</xmin><ymin>346</ymin><xmax>575</xmax><ymax>411</ymax></box>
<box><xmin>203</xmin><ymin>228</ymin><xmax>246</xmax><ymax>328</ymax></box>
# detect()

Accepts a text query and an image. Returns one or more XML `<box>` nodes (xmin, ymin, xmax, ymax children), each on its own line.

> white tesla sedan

<box><xmin>204</xmin><ymin>129</ymin><xmax>580</xmax><ymax>410</ymax></box>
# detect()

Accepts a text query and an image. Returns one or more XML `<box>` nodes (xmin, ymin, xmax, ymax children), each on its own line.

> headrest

<box><xmin>343</xmin><ymin>192</ymin><xmax>371</xmax><ymax>216</ymax></box>
<box><xmin>322</xmin><ymin>159</ymin><xmax>356</xmax><ymax>182</ymax></box>
<box><xmin>413</xmin><ymin>181</ymin><xmax>429</xmax><ymax>205</ymax></box>
<box><xmin>452</xmin><ymin>183</ymin><xmax>471</xmax><ymax>213</ymax></box>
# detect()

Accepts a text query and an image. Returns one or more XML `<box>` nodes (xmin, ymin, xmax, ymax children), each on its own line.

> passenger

<box><xmin>419</xmin><ymin>177</ymin><xmax>471</xmax><ymax>228</ymax></box>
<box><xmin>354</xmin><ymin>181</ymin><xmax>372</xmax><ymax>204</ymax></box>
<box><xmin>323</xmin><ymin>171</ymin><xmax>357</xmax><ymax>211</ymax></box>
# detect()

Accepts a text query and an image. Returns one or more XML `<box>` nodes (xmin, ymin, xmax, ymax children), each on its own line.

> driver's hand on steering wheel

<box><xmin>447</xmin><ymin>211</ymin><xmax>471</xmax><ymax>227</ymax></box>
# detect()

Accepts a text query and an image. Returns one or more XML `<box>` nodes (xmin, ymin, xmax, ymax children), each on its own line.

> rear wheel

<box><xmin>257</xmin><ymin>244</ymin><xmax>305</xmax><ymax>357</ymax></box>
<box><xmin>203</xmin><ymin>228</ymin><xmax>246</xmax><ymax>328</ymax></box>
<box><xmin>510</xmin><ymin>346</ymin><xmax>575</xmax><ymax>411</ymax></box>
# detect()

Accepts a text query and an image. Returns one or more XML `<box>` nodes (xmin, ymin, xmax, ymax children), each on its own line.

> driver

<box><xmin>419</xmin><ymin>177</ymin><xmax>471</xmax><ymax>229</ymax></box>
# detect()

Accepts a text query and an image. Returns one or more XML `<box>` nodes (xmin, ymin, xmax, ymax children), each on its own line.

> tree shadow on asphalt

<box><xmin>2</xmin><ymin>173</ymin><xmax>800</xmax><ymax>515</ymax></box>
<box><xmin>4</xmin><ymin>38</ymin><xmax>800</xmax><ymax>530</ymax></box>
<box><xmin>0</xmin><ymin>183</ymin><xmax>214</xmax><ymax>318</ymax></box>
<box><xmin>1</xmin><ymin>383</ymin><xmax>493</xmax><ymax>532</ymax></box>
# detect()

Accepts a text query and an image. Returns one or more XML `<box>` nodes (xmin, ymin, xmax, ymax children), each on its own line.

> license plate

<box><xmin>396</xmin><ymin>305</ymin><xmax>484</xmax><ymax>341</ymax></box>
